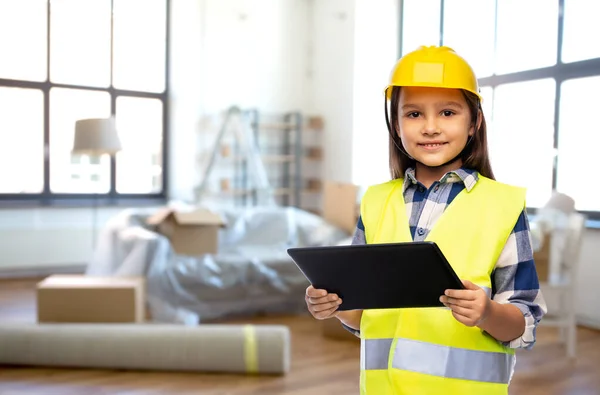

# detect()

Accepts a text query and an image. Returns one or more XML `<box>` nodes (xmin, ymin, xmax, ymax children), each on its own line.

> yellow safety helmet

<box><xmin>385</xmin><ymin>45</ymin><xmax>482</xmax><ymax>102</ymax></box>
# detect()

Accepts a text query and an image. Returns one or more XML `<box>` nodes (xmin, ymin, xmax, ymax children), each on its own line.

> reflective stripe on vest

<box><xmin>362</xmin><ymin>338</ymin><xmax>514</xmax><ymax>384</ymax></box>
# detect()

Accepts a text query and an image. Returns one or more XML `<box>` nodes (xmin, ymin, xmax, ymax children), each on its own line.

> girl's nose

<box><xmin>423</xmin><ymin>116</ymin><xmax>439</xmax><ymax>135</ymax></box>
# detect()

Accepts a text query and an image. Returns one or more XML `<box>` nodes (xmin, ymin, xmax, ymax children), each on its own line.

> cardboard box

<box><xmin>533</xmin><ymin>232</ymin><xmax>551</xmax><ymax>282</ymax></box>
<box><xmin>306</xmin><ymin>147</ymin><xmax>324</xmax><ymax>160</ymax></box>
<box><xmin>307</xmin><ymin>116</ymin><xmax>324</xmax><ymax>130</ymax></box>
<box><xmin>322</xmin><ymin>318</ymin><xmax>359</xmax><ymax>341</ymax></box>
<box><xmin>37</xmin><ymin>275</ymin><xmax>144</xmax><ymax>323</ymax></box>
<box><xmin>147</xmin><ymin>208</ymin><xmax>226</xmax><ymax>256</ymax></box>
<box><xmin>306</xmin><ymin>178</ymin><xmax>323</xmax><ymax>192</ymax></box>
<box><xmin>323</xmin><ymin>181</ymin><xmax>361</xmax><ymax>235</ymax></box>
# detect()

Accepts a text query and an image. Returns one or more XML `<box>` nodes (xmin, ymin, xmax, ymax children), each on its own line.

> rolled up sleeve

<box><xmin>491</xmin><ymin>210</ymin><xmax>548</xmax><ymax>349</ymax></box>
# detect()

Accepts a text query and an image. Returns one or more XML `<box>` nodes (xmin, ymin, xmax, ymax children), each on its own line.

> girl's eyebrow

<box><xmin>401</xmin><ymin>104</ymin><xmax>421</xmax><ymax>110</ymax></box>
<box><xmin>440</xmin><ymin>101</ymin><xmax>464</xmax><ymax>109</ymax></box>
<box><xmin>401</xmin><ymin>101</ymin><xmax>464</xmax><ymax>110</ymax></box>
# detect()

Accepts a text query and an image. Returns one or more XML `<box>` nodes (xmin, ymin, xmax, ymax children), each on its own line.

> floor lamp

<box><xmin>71</xmin><ymin>117</ymin><xmax>122</xmax><ymax>250</ymax></box>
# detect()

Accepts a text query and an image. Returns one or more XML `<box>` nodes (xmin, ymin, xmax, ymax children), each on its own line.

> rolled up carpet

<box><xmin>0</xmin><ymin>323</ymin><xmax>290</xmax><ymax>374</ymax></box>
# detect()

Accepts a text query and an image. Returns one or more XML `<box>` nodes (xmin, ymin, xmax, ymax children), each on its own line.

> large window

<box><xmin>0</xmin><ymin>0</ymin><xmax>168</xmax><ymax>202</ymax></box>
<box><xmin>400</xmin><ymin>0</ymin><xmax>600</xmax><ymax>216</ymax></box>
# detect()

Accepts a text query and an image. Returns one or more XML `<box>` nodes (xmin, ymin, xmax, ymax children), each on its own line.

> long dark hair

<box><xmin>386</xmin><ymin>86</ymin><xmax>495</xmax><ymax>180</ymax></box>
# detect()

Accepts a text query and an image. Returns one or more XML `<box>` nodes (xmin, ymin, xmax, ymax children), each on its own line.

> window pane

<box><xmin>495</xmin><ymin>0</ymin><xmax>558</xmax><ymax>74</ymax></box>
<box><xmin>50</xmin><ymin>0</ymin><xmax>111</xmax><ymax>87</ymax></box>
<box><xmin>113</xmin><ymin>0</ymin><xmax>166</xmax><ymax>93</ymax></box>
<box><xmin>490</xmin><ymin>79</ymin><xmax>556</xmax><ymax>208</ymax></box>
<box><xmin>401</xmin><ymin>0</ymin><xmax>441</xmax><ymax>55</ymax></box>
<box><xmin>443</xmin><ymin>0</ymin><xmax>495</xmax><ymax>78</ymax></box>
<box><xmin>562</xmin><ymin>0</ymin><xmax>600</xmax><ymax>63</ymax></box>
<box><xmin>557</xmin><ymin>77</ymin><xmax>600</xmax><ymax>211</ymax></box>
<box><xmin>115</xmin><ymin>97</ymin><xmax>163</xmax><ymax>193</ymax></box>
<box><xmin>0</xmin><ymin>0</ymin><xmax>47</xmax><ymax>81</ymax></box>
<box><xmin>0</xmin><ymin>88</ymin><xmax>44</xmax><ymax>193</ymax></box>
<box><xmin>50</xmin><ymin>88</ymin><xmax>111</xmax><ymax>193</ymax></box>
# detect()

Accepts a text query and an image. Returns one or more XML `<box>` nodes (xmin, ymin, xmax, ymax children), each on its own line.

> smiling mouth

<box><xmin>418</xmin><ymin>142</ymin><xmax>447</xmax><ymax>148</ymax></box>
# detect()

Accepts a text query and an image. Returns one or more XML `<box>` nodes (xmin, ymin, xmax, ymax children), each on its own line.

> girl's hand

<box><xmin>305</xmin><ymin>285</ymin><xmax>343</xmax><ymax>320</ymax></box>
<box><xmin>440</xmin><ymin>280</ymin><xmax>491</xmax><ymax>327</ymax></box>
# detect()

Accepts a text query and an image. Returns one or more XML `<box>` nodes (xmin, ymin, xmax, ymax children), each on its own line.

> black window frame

<box><xmin>0</xmin><ymin>0</ymin><xmax>170</xmax><ymax>207</ymax></box>
<box><xmin>398</xmin><ymin>0</ymin><xmax>600</xmax><ymax>222</ymax></box>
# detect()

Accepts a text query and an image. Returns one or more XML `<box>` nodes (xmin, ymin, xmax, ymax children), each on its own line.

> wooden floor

<box><xmin>0</xmin><ymin>279</ymin><xmax>599</xmax><ymax>395</ymax></box>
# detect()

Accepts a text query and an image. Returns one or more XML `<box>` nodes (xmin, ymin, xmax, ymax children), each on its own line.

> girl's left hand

<box><xmin>440</xmin><ymin>280</ymin><xmax>491</xmax><ymax>327</ymax></box>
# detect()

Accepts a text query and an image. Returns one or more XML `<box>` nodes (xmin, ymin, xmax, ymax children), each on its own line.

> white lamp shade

<box><xmin>72</xmin><ymin>117</ymin><xmax>122</xmax><ymax>155</ymax></box>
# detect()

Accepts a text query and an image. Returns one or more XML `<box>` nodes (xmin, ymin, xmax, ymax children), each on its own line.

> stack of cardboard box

<box><xmin>37</xmin><ymin>275</ymin><xmax>145</xmax><ymax>323</ymax></box>
<box><xmin>146</xmin><ymin>208</ymin><xmax>227</xmax><ymax>256</ymax></box>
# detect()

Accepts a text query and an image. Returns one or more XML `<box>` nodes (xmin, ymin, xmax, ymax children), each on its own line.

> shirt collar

<box><xmin>403</xmin><ymin>167</ymin><xmax>479</xmax><ymax>193</ymax></box>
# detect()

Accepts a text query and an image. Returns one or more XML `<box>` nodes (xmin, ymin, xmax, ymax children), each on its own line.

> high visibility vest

<box><xmin>359</xmin><ymin>175</ymin><xmax>526</xmax><ymax>395</ymax></box>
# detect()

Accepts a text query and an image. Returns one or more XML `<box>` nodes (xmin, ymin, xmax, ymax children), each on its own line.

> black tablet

<box><xmin>287</xmin><ymin>241</ymin><xmax>465</xmax><ymax>310</ymax></box>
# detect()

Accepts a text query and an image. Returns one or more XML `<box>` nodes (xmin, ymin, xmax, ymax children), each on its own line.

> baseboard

<box><xmin>0</xmin><ymin>264</ymin><xmax>86</xmax><ymax>279</ymax></box>
<box><xmin>577</xmin><ymin>314</ymin><xmax>600</xmax><ymax>330</ymax></box>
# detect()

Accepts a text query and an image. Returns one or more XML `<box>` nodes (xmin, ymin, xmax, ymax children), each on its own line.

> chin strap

<box><xmin>385</xmin><ymin>92</ymin><xmax>473</xmax><ymax>169</ymax></box>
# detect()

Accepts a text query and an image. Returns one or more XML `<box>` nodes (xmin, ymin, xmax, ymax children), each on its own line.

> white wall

<box><xmin>0</xmin><ymin>207</ymin><xmax>124</xmax><ymax>270</ymax></box>
<box><xmin>309</xmin><ymin>0</ymin><xmax>398</xmax><ymax>186</ymax></box>
<box><xmin>308</xmin><ymin>0</ymin><xmax>355</xmax><ymax>183</ymax></box>
<box><xmin>352</xmin><ymin>0</ymin><xmax>399</xmax><ymax>186</ymax></box>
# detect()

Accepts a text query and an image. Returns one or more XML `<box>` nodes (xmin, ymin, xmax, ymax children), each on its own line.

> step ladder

<box><xmin>194</xmin><ymin>106</ymin><xmax>276</xmax><ymax>207</ymax></box>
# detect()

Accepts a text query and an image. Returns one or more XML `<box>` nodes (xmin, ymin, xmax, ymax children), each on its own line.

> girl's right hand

<box><xmin>305</xmin><ymin>285</ymin><xmax>343</xmax><ymax>320</ymax></box>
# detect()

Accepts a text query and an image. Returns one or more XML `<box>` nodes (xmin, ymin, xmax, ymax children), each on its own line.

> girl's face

<box><xmin>397</xmin><ymin>86</ymin><xmax>475</xmax><ymax>168</ymax></box>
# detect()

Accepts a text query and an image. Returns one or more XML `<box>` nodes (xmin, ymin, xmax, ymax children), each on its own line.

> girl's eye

<box><xmin>406</xmin><ymin>112</ymin><xmax>420</xmax><ymax>118</ymax></box>
<box><xmin>442</xmin><ymin>110</ymin><xmax>455</xmax><ymax>117</ymax></box>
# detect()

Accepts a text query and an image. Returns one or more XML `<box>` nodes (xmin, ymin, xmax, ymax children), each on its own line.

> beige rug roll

<box><xmin>0</xmin><ymin>323</ymin><xmax>290</xmax><ymax>374</ymax></box>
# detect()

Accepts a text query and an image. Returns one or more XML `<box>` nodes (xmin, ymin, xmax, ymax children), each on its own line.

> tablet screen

<box><xmin>288</xmin><ymin>241</ymin><xmax>464</xmax><ymax>310</ymax></box>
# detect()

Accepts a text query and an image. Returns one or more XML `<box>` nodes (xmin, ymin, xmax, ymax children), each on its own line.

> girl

<box><xmin>305</xmin><ymin>46</ymin><xmax>546</xmax><ymax>395</ymax></box>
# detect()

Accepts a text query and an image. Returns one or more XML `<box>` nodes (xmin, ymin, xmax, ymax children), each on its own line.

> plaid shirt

<box><xmin>346</xmin><ymin>167</ymin><xmax>547</xmax><ymax>349</ymax></box>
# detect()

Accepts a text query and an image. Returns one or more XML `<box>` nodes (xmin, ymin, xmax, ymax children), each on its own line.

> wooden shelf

<box><xmin>219</xmin><ymin>155</ymin><xmax>295</xmax><ymax>163</ymax></box>
<box><xmin>258</xmin><ymin>123</ymin><xmax>295</xmax><ymax>131</ymax></box>
<box><xmin>262</xmin><ymin>155</ymin><xmax>295</xmax><ymax>163</ymax></box>
<box><xmin>302</xmin><ymin>188</ymin><xmax>321</xmax><ymax>194</ymax></box>
<box><xmin>256</xmin><ymin>123</ymin><xmax>323</xmax><ymax>133</ymax></box>
<box><xmin>306</xmin><ymin>179</ymin><xmax>322</xmax><ymax>191</ymax></box>
<box><xmin>305</xmin><ymin>147</ymin><xmax>323</xmax><ymax>160</ymax></box>
<box><xmin>198</xmin><ymin>110</ymin><xmax>324</xmax><ymax>210</ymax></box>
<box><xmin>273</xmin><ymin>188</ymin><xmax>293</xmax><ymax>196</ymax></box>
<box><xmin>305</xmin><ymin>208</ymin><xmax>322</xmax><ymax>216</ymax></box>
<box><xmin>217</xmin><ymin>189</ymin><xmax>253</xmax><ymax>196</ymax></box>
